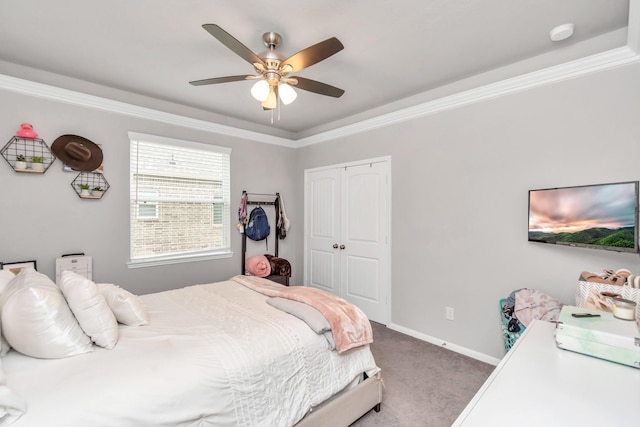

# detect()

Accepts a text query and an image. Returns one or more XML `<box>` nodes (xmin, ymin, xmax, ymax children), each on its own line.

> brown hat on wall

<box><xmin>51</xmin><ymin>135</ymin><xmax>103</xmax><ymax>172</ymax></box>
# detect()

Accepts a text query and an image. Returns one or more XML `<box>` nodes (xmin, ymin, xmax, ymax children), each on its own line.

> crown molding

<box><xmin>0</xmin><ymin>73</ymin><xmax>296</xmax><ymax>148</ymax></box>
<box><xmin>629</xmin><ymin>0</ymin><xmax>640</xmax><ymax>53</ymax></box>
<box><xmin>296</xmin><ymin>46</ymin><xmax>640</xmax><ymax>147</ymax></box>
<box><xmin>0</xmin><ymin>46</ymin><xmax>638</xmax><ymax>149</ymax></box>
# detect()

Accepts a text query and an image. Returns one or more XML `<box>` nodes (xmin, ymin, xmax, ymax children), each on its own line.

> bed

<box><xmin>0</xmin><ymin>269</ymin><xmax>382</xmax><ymax>426</ymax></box>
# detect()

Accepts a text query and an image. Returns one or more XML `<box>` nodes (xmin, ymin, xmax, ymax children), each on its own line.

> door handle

<box><xmin>333</xmin><ymin>243</ymin><xmax>339</xmax><ymax>249</ymax></box>
<box><xmin>340</xmin><ymin>244</ymin><xmax>346</xmax><ymax>250</ymax></box>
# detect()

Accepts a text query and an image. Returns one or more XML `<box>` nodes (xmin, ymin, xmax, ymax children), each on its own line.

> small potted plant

<box><xmin>30</xmin><ymin>155</ymin><xmax>44</xmax><ymax>171</ymax></box>
<box><xmin>77</xmin><ymin>183</ymin><xmax>91</xmax><ymax>197</ymax></box>
<box><xmin>14</xmin><ymin>154</ymin><xmax>27</xmax><ymax>170</ymax></box>
<box><xmin>91</xmin><ymin>186</ymin><xmax>104</xmax><ymax>198</ymax></box>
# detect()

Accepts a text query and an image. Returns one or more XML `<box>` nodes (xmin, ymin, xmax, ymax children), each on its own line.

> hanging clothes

<box><xmin>276</xmin><ymin>194</ymin><xmax>291</xmax><ymax>239</ymax></box>
<box><xmin>237</xmin><ymin>191</ymin><xmax>248</xmax><ymax>233</ymax></box>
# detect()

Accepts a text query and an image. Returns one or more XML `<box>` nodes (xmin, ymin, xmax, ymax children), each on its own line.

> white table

<box><xmin>453</xmin><ymin>319</ymin><xmax>640</xmax><ymax>426</ymax></box>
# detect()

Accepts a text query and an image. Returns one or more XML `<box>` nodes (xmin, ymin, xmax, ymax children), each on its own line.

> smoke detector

<box><xmin>550</xmin><ymin>23</ymin><xmax>574</xmax><ymax>42</ymax></box>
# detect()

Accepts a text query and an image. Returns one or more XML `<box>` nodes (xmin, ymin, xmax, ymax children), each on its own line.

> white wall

<box><xmin>295</xmin><ymin>62</ymin><xmax>640</xmax><ymax>359</ymax></box>
<box><xmin>3</xmin><ymin>61</ymin><xmax>640</xmax><ymax>361</ymax></box>
<box><xmin>0</xmin><ymin>91</ymin><xmax>300</xmax><ymax>295</ymax></box>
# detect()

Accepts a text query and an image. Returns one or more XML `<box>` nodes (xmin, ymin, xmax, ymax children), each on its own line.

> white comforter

<box><xmin>3</xmin><ymin>280</ymin><xmax>379</xmax><ymax>426</ymax></box>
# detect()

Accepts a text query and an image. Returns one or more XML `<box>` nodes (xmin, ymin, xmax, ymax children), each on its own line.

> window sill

<box><xmin>127</xmin><ymin>250</ymin><xmax>233</xmax><ymax>269</ymax></box>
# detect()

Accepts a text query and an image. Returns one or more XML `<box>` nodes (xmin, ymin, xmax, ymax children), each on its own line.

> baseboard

<box><xmin>387</xmin><ymin>322</ymin><xmax>501</xmax><ymax>366</ymax></box>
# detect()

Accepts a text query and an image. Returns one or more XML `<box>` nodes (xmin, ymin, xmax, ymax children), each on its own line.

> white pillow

<box><xmin>97</xmin><ymin>283</ymin><xmax>149</xmax><ymax>326</ymax></box>
<box><xmin>0</xmin><ymin>268</ymin><xmax>92</xmax><ymax>359</ymax></box>
<box><xmin>59</xmin><ymin>271</ymin><xmax>119</xmax><ymax>349</ymax></box>
<box><xmin>0</xmin><ymin>270</ymin><xmax>16</xmax><ymax>293</ymax></box>
<box><xmin>0</xmin><ymin>270</ymin><xmax>15</xmax><ymax>357</ymax></box>
<box><xmin>0</xmin><ymin>318</ymin><xmax>10</xmax><ymax>357</ymax></box>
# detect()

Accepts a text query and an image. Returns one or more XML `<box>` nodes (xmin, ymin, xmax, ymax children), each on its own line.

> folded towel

<box><xmin>245</xmin><ymin>255</ymin><xmax>271</xmax><ymax>277</ymax></box>
<box><xmin>264</xmin><ymin>254</ymin><xmax>291</xmax><ymax>277</ymax></box>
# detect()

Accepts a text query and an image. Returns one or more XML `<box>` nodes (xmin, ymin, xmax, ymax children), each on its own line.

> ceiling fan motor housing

<box><xmin>262</xmin><ymin>32</ymin><xmax>282</xmax><ymax>49</ymax></box>
<box><xmin>258</xmin><ymin>32</ymin><xmax>286</xmax><ymax>82</ymax></box>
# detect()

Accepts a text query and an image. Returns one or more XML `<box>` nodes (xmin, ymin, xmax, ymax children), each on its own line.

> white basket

<box><xmin>576</xmin><ymin>281</ymin><xmax>640</xmax><ymax>320</ymax></box>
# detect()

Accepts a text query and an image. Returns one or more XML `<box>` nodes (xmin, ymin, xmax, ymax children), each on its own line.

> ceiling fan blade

<box><xmin>290</xmin><ymin>76</ymin><xmax>345</xmax><ymax>98</ymax></box>
<box><xmin>189</xmin><ymin>75</ymin><xmax>253</xmax><ymax>86</ymax></box>
<box><xmin>202</xmin><ymin>24</ymin><xmax>266</xmax><ymax>68</ymax></box>
<box><xmin>280</xmin><ymin>37</ymin><xmax>344</xmax><ymax>74</ymax></box>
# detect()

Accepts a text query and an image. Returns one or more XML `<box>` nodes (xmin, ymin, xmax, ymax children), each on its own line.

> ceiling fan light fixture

<box><xmin>279</xmin><ymin>83</ymin><xmax>297</xmax><ymax>105</ymax></box>
<box><xmin>262</xmin><ymin>86</ymin><xmax>277</xmax><ymax>109</ymax></box>
<box><xmin>250</xmin><ymin>79</ymin><xmax>270</xmax><ymax>101</ymax></box>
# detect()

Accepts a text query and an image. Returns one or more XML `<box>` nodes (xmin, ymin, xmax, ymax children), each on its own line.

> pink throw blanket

<box><xmin>231</xmin><ymin>275</ymin><xmax>373</xmax><ymax>353</ymax></box>
<box><xmin>245</xmin><ymin>255</ymin><xmax>271</xmax><ymax>277</ymax></box>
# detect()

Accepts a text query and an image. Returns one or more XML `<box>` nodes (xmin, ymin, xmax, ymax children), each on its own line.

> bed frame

<box><xmin>295</xmin><ymin>373</ymin><xmax>383</xmax><ymax>426</ymax></box>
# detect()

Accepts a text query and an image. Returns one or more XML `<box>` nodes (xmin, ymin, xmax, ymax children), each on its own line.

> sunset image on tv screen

<box><xmin>528</xmin><ymin>182</ymin><xmax>637</xmax><ymax>251</ymax></box>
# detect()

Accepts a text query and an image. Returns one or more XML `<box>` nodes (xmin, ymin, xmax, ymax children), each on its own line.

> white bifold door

<box><xmin>304</xmin><ymin>158</ymin><xmax>390</xmax><ymax>325</ymax></box>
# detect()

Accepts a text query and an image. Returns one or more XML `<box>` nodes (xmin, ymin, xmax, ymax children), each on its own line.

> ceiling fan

<box><xmin>189</xmin><ymin>24</ymin><xmax>345</xmax><ymax>110</ymax></box>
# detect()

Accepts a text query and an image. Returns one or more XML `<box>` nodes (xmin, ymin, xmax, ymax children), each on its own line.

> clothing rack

<box><xmin>241</xmin><ymin>191</ymin><xmax>281</xmax><ymax>275</ymax></box>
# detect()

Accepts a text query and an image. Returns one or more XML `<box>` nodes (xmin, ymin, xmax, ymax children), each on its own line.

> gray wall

<box><xmin>295</xmin><ymin>62</ymin><xmax>640</xmax><ymax>359</ymax></box>
<box><xmin>0</xmin><ymin>91</ymin><xmax>300</xmax><ymax>295</ymax></box>
<box><xmin>2</xmin><ymin>61</ymin><xmax>640</xmax><ymax>361</ymax></box>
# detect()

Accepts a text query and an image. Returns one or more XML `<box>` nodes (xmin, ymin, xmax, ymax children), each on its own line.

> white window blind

<box><xmin>129</xmin><ymin>132</ymin><xmax>231</xmax><ymax>267</ymax></box>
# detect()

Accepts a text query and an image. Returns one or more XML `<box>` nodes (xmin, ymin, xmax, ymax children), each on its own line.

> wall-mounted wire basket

<box><xmin>71</xmin><ymin>172</ymin><xmax>110</xmax><ymax>199</ymax></box>
<box><xmin>0</xmin><ymin>136</ymin><xmax>55</xmax><ymax>173</ymax></box>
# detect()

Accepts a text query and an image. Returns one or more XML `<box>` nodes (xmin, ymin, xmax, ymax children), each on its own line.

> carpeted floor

<box><xmin>351</xmin><ymin>322</ymin><xmax>495</xmax><ymax>427</ymax></box>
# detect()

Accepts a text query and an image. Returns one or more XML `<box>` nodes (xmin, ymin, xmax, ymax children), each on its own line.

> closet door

<box><xmin>305</xmin><ymin>159</ymin><xmax>390</xmax><ymax>325</ymax></box>
<box><xmin>340</xmin><ymin>161</ymin><xmax>389</xmax><ymax>324</ymax></box>
<box><xmin>305</xmin><ymin>167</ymin><xmax>341</xmax><ymax>295</ymax></box>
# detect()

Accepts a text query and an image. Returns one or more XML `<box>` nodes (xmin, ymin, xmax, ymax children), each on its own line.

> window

<box><xmin>129</xmin><ymin>132</ymin><xmax>231</xmax><ymax>267</ymax></box>
<box><xmin>137</xmin><ymin>191</ymin><xmax>159</xmax><ymax>219</ymax></box>
<box><xmin>212</xmin><ymin>194</ymin><xmax>224</xmax><ymax>226</ymax></box>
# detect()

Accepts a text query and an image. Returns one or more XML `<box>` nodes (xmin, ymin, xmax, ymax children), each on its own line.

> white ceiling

<box><xmin>0</xmin><ymin>1</ymin><xmax>632</xmax><ymax>140</ymax></box>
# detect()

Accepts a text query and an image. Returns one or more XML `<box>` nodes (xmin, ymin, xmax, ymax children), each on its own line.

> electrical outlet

<box><xmin>446</xmin><ymin>306</ymin><xmax>455</xmax><ymax>321</ymax></box>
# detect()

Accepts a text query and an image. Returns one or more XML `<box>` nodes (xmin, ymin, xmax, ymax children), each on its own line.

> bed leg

<box><xmin>373</xmin><ymin>403</ymin><xmax>381</xmax><ymax>413</ymax></box>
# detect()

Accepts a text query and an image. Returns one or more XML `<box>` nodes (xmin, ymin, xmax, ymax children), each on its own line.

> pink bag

<box><xmin>514</xmin><ymin>289</ymin><xmax>563</xmax><ymax>327</ymax></box>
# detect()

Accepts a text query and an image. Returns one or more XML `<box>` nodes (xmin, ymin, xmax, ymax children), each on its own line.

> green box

<box><xmin>555</xmin><ymin>305</ymin><xmax>640</xmax><ymax>369</ymax></box>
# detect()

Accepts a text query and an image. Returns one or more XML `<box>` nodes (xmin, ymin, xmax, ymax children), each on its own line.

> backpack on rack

<box><xmin>245</xmin><ymin>206</ymin><xmax>271</xmax><ymax>247</ymax></box>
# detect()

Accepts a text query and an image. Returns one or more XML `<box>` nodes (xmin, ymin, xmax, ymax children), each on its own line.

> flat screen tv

<box><xmin>528</xmin><ymin>181</ymin><xmax>639</xmax><ymax>253</ymax></box>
